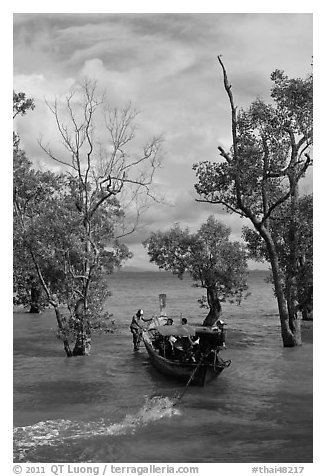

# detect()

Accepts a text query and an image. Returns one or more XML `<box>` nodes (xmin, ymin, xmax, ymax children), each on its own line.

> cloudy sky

<box><xmin>13</xmin><ymin>11</ymin><xmax>313</xmax><ymax>270</ymax></box>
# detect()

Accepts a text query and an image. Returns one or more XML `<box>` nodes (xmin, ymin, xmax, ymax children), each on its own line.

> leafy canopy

<box><xmin>194</xmin><ymin>69</ymin><xmax>312</xmax><ymax>223</ymax></box>
<box><xmin>143</xmin><ymin>216</ymin><xmax>248</xmax><ymax>304</ymax></box>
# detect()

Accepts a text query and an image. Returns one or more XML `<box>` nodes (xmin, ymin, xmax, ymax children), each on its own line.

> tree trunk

<box><xmin>202</xmin><ymin>287</ymin><xmax>222</xmax><ymax>326</ymax></box>
<box><xmin>54</xmin><ymin>306</ymin><xmax>73</xmax><ymax>357</ymax></box>
<box><xmin>286</xmin><ymin>173</ymin><xmax>302</xmax><ymax>344</ymax></box>
<box><xmin>72</xmin><ymin>330</ymin><xmax>91</xmax><ymax>356</ymax></box>
<box><xmin>72</xmin><ymin>299</ymin><xmax>91</xmax><ymax>356</ymax></box>
<box><xmin>72</xmin><ymin>217</ymin><xmax>92</xmax><ymax>357</ymax></box>
<box><xmin>29</xmin><ymin>281</ymin><xmax>41</xmax><ymax>313</ymax></box>
<box><xmin>285</xmin><ymin>277</ymin><xmax>302</xmax><ymax>345</ymax></box>
<box><xmin>260</xmin><ymin>225</ymin><xmax>301</xmax><ymax>347</ymax></box>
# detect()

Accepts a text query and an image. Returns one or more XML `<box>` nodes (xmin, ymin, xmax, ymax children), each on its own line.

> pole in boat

<box><xmin>159</xmin><ymin>293</ymin><xmax>167</xmax><ymax>316</ymax></box>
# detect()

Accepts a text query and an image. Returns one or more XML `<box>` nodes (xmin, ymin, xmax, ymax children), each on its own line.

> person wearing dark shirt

<box><xmin>130</xmin><ymin>309</ymin><xmax>151</xmax><ymax>351</ymax></box>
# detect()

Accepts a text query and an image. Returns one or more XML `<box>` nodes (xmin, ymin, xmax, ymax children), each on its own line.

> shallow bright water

<box><xmin>13</xmin><ymin>271</ymin><xmax>313</xmax><ymax>463</ymax></box>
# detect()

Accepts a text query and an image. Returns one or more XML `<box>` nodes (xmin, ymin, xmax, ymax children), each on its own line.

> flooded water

<box><xmin>13</xmin><ymin>271</ymin><xmax>313</xmax><ymax>463</ymax></box>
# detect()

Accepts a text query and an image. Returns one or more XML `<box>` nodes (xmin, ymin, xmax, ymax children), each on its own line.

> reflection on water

<box><xmin>13</xmin><ymin>271</ymin><xmax>313</xmax><ymax>463</ymax></box>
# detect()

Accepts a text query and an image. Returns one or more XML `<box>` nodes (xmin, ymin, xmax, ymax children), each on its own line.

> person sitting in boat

<box><xmin>168</xmin><ymin>318</ymin><xmax>198</xmax><ymax>362</ymax></box>
<box><xmin>166</xmin><ymin>319</ymin><xmax>177</xmax><ymax>356</ymax></box>
<box><xmin>181</xmin><ymin>317</ymin><xmax>200</xmax><ymax>354</ymax></box>
<box><xmin>173</xmin><ymin>336</ymin><xmax>196</xmax><ymax>362</ymax></box>
<box><xmin>130</xmin><ymin>309</ymin><xmax>152</xmax><ymax>351</ymax></box>
<box><xmin>157</xmin><ymin>318</ymin><xmax>175</xmax><ymax>358</ymax></box>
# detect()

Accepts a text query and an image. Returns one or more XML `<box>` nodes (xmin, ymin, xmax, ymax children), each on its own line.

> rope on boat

<box><xmin>173</xmin><ymin>355</ymin><xmax>205</xmax><ymax>405</ymax></box>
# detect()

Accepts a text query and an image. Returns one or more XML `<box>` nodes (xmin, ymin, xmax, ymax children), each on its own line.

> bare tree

<box><xmin>34</xmin><ymin>79</ymin><xmax>163</xmax><ymax>355</ymax></box>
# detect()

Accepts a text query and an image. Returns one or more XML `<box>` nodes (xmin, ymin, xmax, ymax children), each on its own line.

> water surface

<box><xmin>13</xmin><ymin>271</ymin><xmax>313</xmax><ymax>463</ymax></box>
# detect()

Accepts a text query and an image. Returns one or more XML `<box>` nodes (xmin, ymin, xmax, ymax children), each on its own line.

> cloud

<box><xmin>13</xmin><ymin>13</ymin><xmax>313</xmax><ymax>270</ymax></box>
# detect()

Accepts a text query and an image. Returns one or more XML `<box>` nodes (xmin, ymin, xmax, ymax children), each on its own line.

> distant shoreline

<box><xmin>119</xmin><ymin>266</ymin><xmax>270</xmax><ymax>274</ymax></box>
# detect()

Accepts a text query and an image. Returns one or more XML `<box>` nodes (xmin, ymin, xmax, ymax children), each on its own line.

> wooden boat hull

<box><xmin>143</xmin><ymin>334</ymin><xmax>230</xmax><ymax>386</ymax></box>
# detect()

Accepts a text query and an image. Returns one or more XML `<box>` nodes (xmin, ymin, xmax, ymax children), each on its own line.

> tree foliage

<box><xmin>193</xmin><ymin>58</ymin><xmax>312</xmax><ymax>346</ymax></box>
<box><xmin>243</xmin><ymin>194</ymin><xmax>313</xmax><ymax>318</ymax></box>
<box><xmin>13</xmin><ymin>148</ymin><xmax>63</xmax><ymax>309</ymax></box>
<box><xmin>13</xmin><ymin>91</ymin><xmax>43</xmax><ymax>312</ymax></box>
<box><xmin>13</xmin><ymin>91</ymin><xmax>35</xmax><ymax>119</ymax></box>
<box><xmin>194</xmin><ymin>70</ymin><xmax>312</xmax><ymax>221</ymax></box>
<box><xmin>143</xmin><ymin>216</ymin><xmax>248</xmax><ymax>325</ymax></box>
<box><xmin>13</xmin><ymin>83</ymin><xmax>162</xmax><ymax>356</ymax></box>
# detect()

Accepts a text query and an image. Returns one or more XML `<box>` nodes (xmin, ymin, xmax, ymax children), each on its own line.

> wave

<box><xmin>13</xmin><ymin>396</ymin><xmax>180</xmax><ymax>461</ymax></box>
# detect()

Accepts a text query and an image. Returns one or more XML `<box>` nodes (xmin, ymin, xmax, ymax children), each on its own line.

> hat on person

<box><xmin>137</xmin><ymin>309</ymin><xmax>144</xmax><ymax>316</ymax></box>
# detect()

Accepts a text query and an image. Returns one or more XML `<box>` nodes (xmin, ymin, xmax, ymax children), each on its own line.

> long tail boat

<box><xmin>142</xmin><ymin>321</ymin><xmax>231</xmax><ymax>387</ymax></box>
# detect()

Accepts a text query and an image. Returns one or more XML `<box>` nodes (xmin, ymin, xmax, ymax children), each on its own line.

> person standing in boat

<box><xmin>212</xmin><ymin>318</ymin><xmax>227</xmax><ymax>348</ymax></box>
<box><xmin>130</xmin><ymin>309</ymin><xmax>151</xmax><ymax>351</ymax></box>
